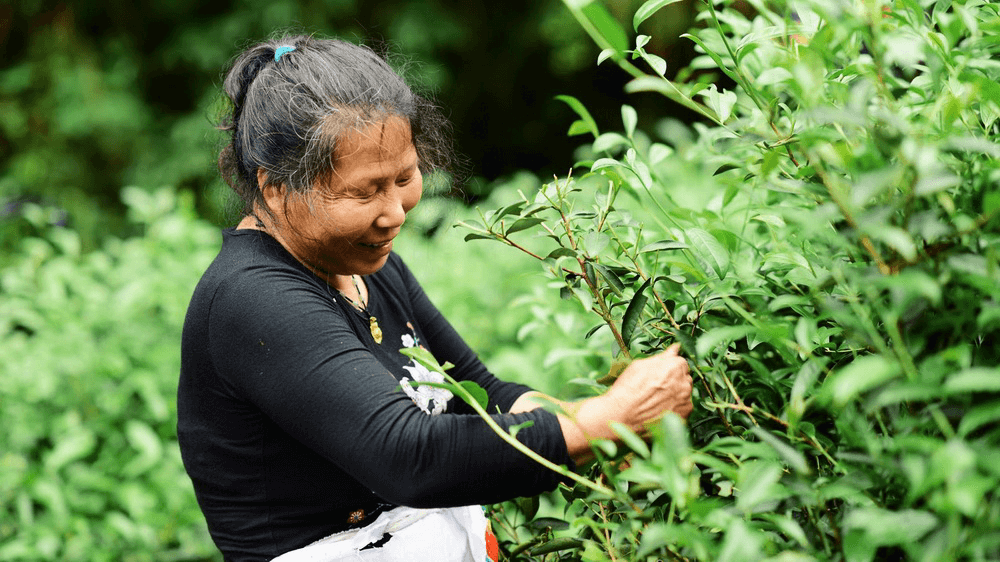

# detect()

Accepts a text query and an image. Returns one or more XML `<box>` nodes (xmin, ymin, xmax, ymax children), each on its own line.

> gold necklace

<box><xmin>340</xmin><ymin>275</ymin><xmax>382</xmax><ymax>344</ymax></box>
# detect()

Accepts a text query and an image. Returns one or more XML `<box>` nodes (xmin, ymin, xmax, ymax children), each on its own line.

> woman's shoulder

<box><xmin>194</xmin><ymin>228</ymin><xmax>323</xmax><ymax>305</ymax></box>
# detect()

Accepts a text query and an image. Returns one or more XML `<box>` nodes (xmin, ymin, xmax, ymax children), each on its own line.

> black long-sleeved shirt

<box><xmin>177</xmin><ymin>228</ymin><xmax>572</xmax><ymax>561</ymax></box>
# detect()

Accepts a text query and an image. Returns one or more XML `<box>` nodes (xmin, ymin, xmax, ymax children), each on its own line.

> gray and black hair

<box><xmin>217</xmin><ymin>34</ymin><xmax>455</xmax><ymax>218</ymax></box>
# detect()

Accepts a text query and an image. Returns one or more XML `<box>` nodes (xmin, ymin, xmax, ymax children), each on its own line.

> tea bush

<box><xmin>398</xmin><ymin>174</ymin><xmax>612</xmax><ymax>396</ymax></box>
<box><xmin>456</xmin><ymin>0</ymin><xmax>1000</xmax><ymax>560</ymax></box>
<box><xmin>0</xmin><ymin>188</ymin><xmax>222</xmax><ymax>561</ymax></box>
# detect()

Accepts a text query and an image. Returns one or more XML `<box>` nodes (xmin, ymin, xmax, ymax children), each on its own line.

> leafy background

<box><xmin>3</xmin><ymin>0</ymin><xmax>999</xmax><ymax>561</ymax></box>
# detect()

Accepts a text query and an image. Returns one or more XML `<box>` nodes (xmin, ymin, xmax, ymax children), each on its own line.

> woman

<box><xmin>177</xmin><ymin>35</ymin><xmax>692</xmax><ymax>562</ymax></box>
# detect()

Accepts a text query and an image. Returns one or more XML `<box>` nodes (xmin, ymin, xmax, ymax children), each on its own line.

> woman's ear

<box><xmin>257</xmin><ymin>169</ymin><xmax>285</xmax><ymax>215</ymax></box>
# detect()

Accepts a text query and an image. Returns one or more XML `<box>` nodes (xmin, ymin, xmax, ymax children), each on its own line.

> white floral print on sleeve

<box><xmin>397</xmin><ymin>328</ymin><xmax>453</xmax><ymax>415</ymax></box>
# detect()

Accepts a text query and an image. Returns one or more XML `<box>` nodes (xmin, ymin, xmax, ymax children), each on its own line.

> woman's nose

<box><xmin>375</xmin><ymin>197</ymin><xmax>406</xmax><ymax>229</ymax></box>
<box><xmin>375</xmin><ymin>178</ymin><xmax>422</xmax><ymax>229</ymax></box>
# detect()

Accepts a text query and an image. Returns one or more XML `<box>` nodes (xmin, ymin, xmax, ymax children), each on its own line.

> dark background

<box><xmin>0</xmin><ymin>0</ymin><xmax>696</xmax><ymax>248</ymax></box>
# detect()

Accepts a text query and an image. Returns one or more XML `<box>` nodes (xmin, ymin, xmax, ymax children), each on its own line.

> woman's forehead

<box><xmin>333</xmin><ymin>115</ymin><xmax>415</xmax><ymax>163</ymax></box>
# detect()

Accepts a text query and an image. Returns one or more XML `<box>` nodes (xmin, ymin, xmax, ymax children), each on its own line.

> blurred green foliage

<box><xmin>0</xmin><ymin>188</ymin><xmax>221</xmax><ymax>560</ymax></box>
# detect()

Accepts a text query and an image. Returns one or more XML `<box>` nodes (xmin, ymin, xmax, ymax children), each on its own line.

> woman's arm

<box><xmin>509</xmin><ymin>344</ymin><xmax>693</xmax><ymax>465</ymax></box>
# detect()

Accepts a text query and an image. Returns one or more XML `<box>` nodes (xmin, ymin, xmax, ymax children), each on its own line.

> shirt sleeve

<box><xmin>390</xmin><ymin>255</ymin><xmax>534</xmax><ymax>414</ymax></box>
<box><xmin>207</xmin><ymin>263</ymin><xmax>573</xmax><ymax>509</ymax></box>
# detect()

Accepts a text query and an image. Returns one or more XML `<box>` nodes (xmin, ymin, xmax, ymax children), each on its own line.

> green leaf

<box><xmin>592</xmin><ymin>157</ymin><xmax>625</xmax><ymax>171</ymax></box>
<box><xmin>633</xmin><ymin>0</ymin><xmax>685</xmax><ymax>30</ymax></box>
<box><xmin>529</xmin><ymin>536</ymin><xmax>584</xmax><ymax>555</ymax></box>
<box><xmin>546</xmin><ymin>247</ymin><xmax>578</xmax><ymax>260</ymax></box>
<box><xmin>584</xmin><ymin>261</ymin><xmax>597</xmax><ymax>286</ymax></box>
<box><xmin>639</xmin><ymin>240</ymin><xmax>688</xmax><ymax>253</ymax></box>
<box><xmin>509</xmin><ymin>420</ymin><xmax>535</xmax><ymax>439</ymax></box>
<box><xmin>592</xmin><ymin>263</ymin><xmax>625</xmax><ymax>296</ymax></box>
<box><xmin>700</xmin><ymin>84</ymin><xmax>738</xmax><ymax>123</ymax></box>
<box><xmin>639</xmin><ymin>51</ymin><xmax>668</xmax><ymax>77</ymax></box>
<box><xmin>842</xmin><ymin>507</ymin><xmax>938</xmax><ymax>548</ymax></box>
<box><xmin>914</xmin><ymin>172</ymin><xmax>962</xmax><ymax>196</ymax></box>
<box><xmin>527</xmin><ymin>517</ymin><xmax>571</xmax><ymax>531</ymax></box>
<box><xmin>593</xmin><ymin>132</ymin><xmax>629</xmax><ymax>153</ymax></box>
<box><xmin>868</xmin><ymin>226</ymin><xmax>917</xmax><ymax>262</ymax></box>
<box><xmin>963</xmin><ymin>69</ymin><xmax>1000</xmax><ymax>106</ymax></box>
<box><xmin>757</xmin><ymin>513</ymin><xmax>810</xmax><ymax>548</ymax></box>
<box><xmin>625</xmin><ymin>75</ymin><xmax>720</xmax><ymax>121</ymax></box>
<box><xmin>736</xmin><ymin>460</ymin><xmax>783</xmax><ymax>511</ymax></box>
<box><xmin>983</xmin><ymin>189</ymin><xmax>1000</xmax><ymax>218</ymax></box>
<box><xmin>755</xmin><ymin>67</ymin><xmax>793</xmax><ymax>86</ymax></box>
<box><xmin>463</xmin><ymin>232</ymin><xmax>495</xmax><ymax>242</ymax></box>
<box><xmin>682</xmin><ymin>32</ymin><xmax>736</xmax><ymax>83</ymax></box>
<box><xmin>648</xmin><ymin>143</ymin><xmax>673</xmax><ymax>164</ymax></box>
<box><xmin>505</xmin><ymin>217</ymin><xmax>546</xmax><ymax>235</ymax></box>
<box><xmin>515</xmin><ymin>496</ymin><xmax>539</xmax><ymax>521</ymax></box>
<box><xmin>944</xmin><ymin>136</ymin><xmax>1000</xmax><ymax>158</ymax></box>
<box><xmin>581</xmin><ymin>1</ymin><xmax>629</xmax><ymax>52</ymax></box>
<box><xmin>459</xmin><ymin>381</ymin><xmax>489</xmax><ymax>411</ymax></box>
<box><xmin>622</xmin><ymin>104</ymin><xmax>638</xmax><ymax>138</ymax></box>
<box><xmin>567</xmin><ymin>120</ymin><xmax>593</xmax><ymax>136</ymax></box>
<box><xmin>407</xmin><ymin>379</ymin><xmax>487</xmax><ymax>411</ymax></box>
<box><xmin>571</xmin><ymin>284</ymin><xmax>594</xmax><ymax>312</ymax></box>
<box><xmin>556</xmin><ymin>95</ymin><xmax>599</xmax><ymax>138</ymax></box>
<box><xmin>695</xmin><ymin>325</ymin><xmax>754</xmax><ymax>358</ymax></box>
<box><xmin>44</xmin><ymin>428</ymin><xmax>96</xmax><ymax>472</ymax></box>
<box><xmin>399</xmin><ymin>346</ymin><xmax>448</xmax><ymax>373</ymax></box>
<box><xmin>610</xmin><ymin>421</ymin><xmax>651</xmax><ymax>458</ymax></box>
<box><xmin>958</xmin><ymin>399</ymin><xmax>1000</xmax><ymax>437</ymax></box>
<box><xmin>123</xmin><ymin>420</ymin><xmax>164</xmax><ymax>476</ymax></box>
<box><xmin>583</xmin><ymin>230</ymin><xmax>610</xmax><ymax>256</ymax></box>
<box><xmin>491</xmin><ymin>201</ymin><xmax>527</xmax><ymax>222</ymax></box>
<box><xmin>944</xmin><ymin>367</ymin><xmax>1000</xmax><ymax>393</ymax></box>
<box><xmin>593</xmin><ymin>438</ymin><xmax>617</xmax><ymax>457</ymax></box>
<box><xmin>823</xmin><ymin>356</ymin><xmax>901</xmax><ymax>407</ymax></box>
<box><xmin>751</xmin><ymin>427</ymin><xmax>810</xmax><ymax>475</ymax></box>
<box><xmin>686</xmin><ymin>227</ymin><xmax>730</xmax><ymax>279</ymax></box>
<box><xmin>621</xmin><ymin>277</ymin><xmax>652</xmax><ymax>345</ymax></box>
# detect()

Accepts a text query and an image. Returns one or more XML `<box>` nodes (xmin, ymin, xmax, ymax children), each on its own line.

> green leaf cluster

<box><xmin>468</xmin><ymin>0</ymin><xmax>1000</xmax><ymax>560</ymax></box>
<box><xmin>0</xmin><ymin>188</ymin><xmax>221</xmax><ymax>560</ymax></box>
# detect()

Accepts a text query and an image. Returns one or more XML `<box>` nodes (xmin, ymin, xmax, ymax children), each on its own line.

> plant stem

<box><xmin>439</xmin><ymin>370</ymin><xmax>617</xmax><ymax>498</ymax></box>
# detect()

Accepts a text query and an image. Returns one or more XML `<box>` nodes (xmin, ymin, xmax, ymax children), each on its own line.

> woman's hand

<box><xmin>596</xmin><ymin>343</ymin><xmax>693</xmax><ymax>431</ymax></box>
<box><xmin>509</xmin><ymin>344</ymin><xmax>693</xmax><ymax>464</ymax></box>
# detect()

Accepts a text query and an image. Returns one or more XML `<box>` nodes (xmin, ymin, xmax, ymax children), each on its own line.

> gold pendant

<box><xmin>369</xmin><ymin>316</ymin><xmax>383</xmax><ymax>344</ymax></box>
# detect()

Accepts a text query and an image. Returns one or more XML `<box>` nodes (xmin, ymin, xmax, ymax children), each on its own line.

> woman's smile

<box><xmin>357</xmin><ymin>239</ymin><xmax>393</xmax><ymax>249</ymax></box>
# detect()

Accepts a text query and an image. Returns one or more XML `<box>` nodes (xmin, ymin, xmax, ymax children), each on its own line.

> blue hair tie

<box><xmin>274</xmin><ymin>45</ymin><xmax>296</xmax><ymax>61</ymax></box>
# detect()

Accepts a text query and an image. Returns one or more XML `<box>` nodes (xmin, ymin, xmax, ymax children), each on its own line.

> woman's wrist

<box><xmin>557</xmin><ymin>395</ymin><xmax>617</xmax><ymax>465</ymax></box>
<box><xmin>509</xmin><ymin>391</ymin><xmax>630</xmax><ymax>465</ymax></box>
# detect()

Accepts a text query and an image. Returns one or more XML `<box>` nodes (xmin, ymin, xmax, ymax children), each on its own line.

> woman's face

<box><xmin>267</xmin><ymin>116</ymin><xmax>422</xmax><ymax>282</ymax></box>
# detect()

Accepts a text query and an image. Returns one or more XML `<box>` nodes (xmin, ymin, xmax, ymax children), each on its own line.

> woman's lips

<box><xmin>358</xmin><ymin>239</ymin><xmax>392</xmax><ymax>249</ymax></box>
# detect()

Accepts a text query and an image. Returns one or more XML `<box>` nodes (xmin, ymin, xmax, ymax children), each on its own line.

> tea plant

<box><xmin>456</xmin><ymin>0</ymin><xmax>1000</xmax><ymax>559</ymax></box>
<box><xmin>0</xmin><ymin>188</ymin><xmax>221</xmax><ymax>561</ymax></box>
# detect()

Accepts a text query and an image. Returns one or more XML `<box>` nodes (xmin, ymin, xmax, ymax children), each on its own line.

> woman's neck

<box><xmin>236</xmin><ymin>214</ymin><xmax>358</xmax><ymax>296</ymax></box>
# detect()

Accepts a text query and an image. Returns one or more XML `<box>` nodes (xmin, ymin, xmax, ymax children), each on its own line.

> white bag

<box><xmin>270</xmin><ymin>505</ymin><xmax>489</xmax><ymax>562</ymax></box>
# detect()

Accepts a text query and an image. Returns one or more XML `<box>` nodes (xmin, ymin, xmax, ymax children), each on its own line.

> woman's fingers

<box><xmin>603</xmin><ymin>345</ymin><xmax>695</xmax><ymax>426</ymax></box>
